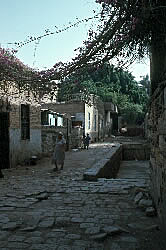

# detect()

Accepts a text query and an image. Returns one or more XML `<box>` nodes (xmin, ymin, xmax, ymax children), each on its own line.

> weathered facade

<box><xmin>41</xmin><ymin>126</ymin><xmax>67</xmax><ymax>155</ymax></box>
<box><xmin>42</xmin><ymin>95</ymin><xmax>99</xmax><ymax>142</ymax></box>
<box><xmin>148</xmin><ymin>80</ymin><xmax>166</xmax><ymax>231</ymax></box>
<box><xmin>41</xmin><ymin>103</ymin><xmax>84</xmax><ymax>152</ymax></box>
<box><xmin>41</xmin><ymin>125</ymin><xmax>83</xmax><ymax>155</ymax></box>
<box><xmin>0</xmin><ymin>83</ymin><xmax>42</xmax><ymax>168</ymax></box>
<box><xmin>40</xmin><ymin>95</ymin><xmax>118</xmax><ymax>153</ymax></box>
<box><xmin>42</xmin><ymin>95</ymin><xmax>118</xmax><ymax>142</ymax></box>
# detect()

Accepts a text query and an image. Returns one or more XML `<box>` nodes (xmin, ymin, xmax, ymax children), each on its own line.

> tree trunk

<box><xmin>150</xmin><ymin>1</ymin><xmax>166</xmax><ymax>94</ymax></box>
<box><xmin>151</xmin><ymin>35</ymin><xmax>166</xmax><ymax>94</ymax></box>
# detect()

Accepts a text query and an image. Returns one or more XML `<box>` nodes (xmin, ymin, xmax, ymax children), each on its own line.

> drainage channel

<box><xmin>83</xmin><ymin>141</ymin><xmax>150</xmax><ymax>181</ymax></box>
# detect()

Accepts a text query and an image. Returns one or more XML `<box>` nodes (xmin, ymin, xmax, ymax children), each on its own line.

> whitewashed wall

<box><xmin>85</xmin><ymin>103</ymin><xmax>98</xmax><ymax>141</ymax></box>
<box><xmin>10</xmin><ymin>128</ymin><xmax>42</xmax><ymax>167</ymax></box>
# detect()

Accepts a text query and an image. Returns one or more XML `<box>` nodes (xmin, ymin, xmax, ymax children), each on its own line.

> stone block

<box><xmin>138</xmin><ymin>199</ymin><xmax>153</xmax><ymax>208</ymax></box>
<box><xmin>146</xmin><ymin>207</ymin><xmax>156</xmax><ymax>217</ymax></box>
<box><xmin>134</xmin><ymin>192</ymin><xmax>143</xmax><ymax>204</ymax></box>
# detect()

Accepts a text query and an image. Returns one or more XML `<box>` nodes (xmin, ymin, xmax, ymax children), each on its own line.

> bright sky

<box><xmin>0</xmin><ymin>0</ymin><xmax>150</xmax><ymax>81</ymax></box>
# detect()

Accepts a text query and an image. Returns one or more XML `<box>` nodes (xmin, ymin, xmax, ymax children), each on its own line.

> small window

<box><xmin>55</xmin><ymin>118</ymin><xmax>57</xmax><ymax>126</ymax></box>
<box><xmin>94</xmin><ymin>114</ymin><xmax>97</xmax><ymax>131</ymax></box>
<box><xmin>101</xmin><ymin>119</ymin><xmax>104</xmax><ymax>128</ymax></box>
<box><xmin>88</xmin><ymin>112</ymin><xmax>90</xmax><ymax>129</ymax></box>
<box><xmin>41</xmin><ymin>111</ymin><xmax>49</xmax><ymax>125</ymax></box>
<box><xmin>21</xmin><ymin>104</ymin><xmax>30</xmax><ymax>140</ymax></box>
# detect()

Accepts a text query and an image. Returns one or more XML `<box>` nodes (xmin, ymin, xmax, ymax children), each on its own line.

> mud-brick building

<box><xmin>0</xmin><ymin>83</ymin><xmax>42</xmax><ymax>168</ymax></box>
<box><xmin>40</xmin><ymin>108</ymin><xmax>73</xmax><ymax>153</ymax></box>
<box><xmin>148</xmin><ymin>80</ymin><xmax>166</xmax><ymax>231</ymax></box>
<box><xmin>43</xmin><ymin>94</ymin><xmax>99</xmax><ymax>142</ymax></box>
<box><xmin>42</xmin><ymin>94</ymin><xmax>118</xmax><ymax>142</ymax></box>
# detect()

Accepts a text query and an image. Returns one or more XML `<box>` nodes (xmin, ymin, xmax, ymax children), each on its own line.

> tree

<box><xmin>1</xmin><ymin>0</ymin><xmax>165</xmax><ymax>97</ymax></box>
<box><xmin>57</xmin><ymin>63</ymin><xmax>149</xmax><ymax>125</ymax></box>
<box><xmin>54</xmin><ymin>0</ymin><xmax>165</xmax><ymax>94</ymax></box>
<box><xmin>139</xmin><ymin>74</ymin><xmax>151</xmax><ymax>96</ymax></box>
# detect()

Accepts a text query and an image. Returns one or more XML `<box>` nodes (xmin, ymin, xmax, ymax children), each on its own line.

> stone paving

<box><xmin>0</xmin><ymin>142</ymin><xmax>165</xmax><ymax>249</ymax></box>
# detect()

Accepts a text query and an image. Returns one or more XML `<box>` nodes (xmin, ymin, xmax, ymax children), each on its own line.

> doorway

<box><xmin>0</xmin><ymin>112</ymin><xmax>10</xmax><ymax>169</ymax></box>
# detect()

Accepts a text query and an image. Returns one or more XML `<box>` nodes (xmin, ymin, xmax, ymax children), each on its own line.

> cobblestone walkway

<box><xmin>0</xmin><ymin>142</ymin><xmax>165</xmax><ymax>249</ymax></box>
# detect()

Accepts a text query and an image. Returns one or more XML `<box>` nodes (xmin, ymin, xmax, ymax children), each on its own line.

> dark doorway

<box><xmin>0</xmin><ymin>112</ymin><xmax>10</xmax><ymax>169</ymax></box>
<box><xmin>112</xmin><ymin>113</ymin><xmax>118</xmax><ymax>131</ymax></box>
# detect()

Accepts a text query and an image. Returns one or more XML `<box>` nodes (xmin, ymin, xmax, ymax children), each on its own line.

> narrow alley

<box><xmin>0</xmin><ymin>141</ymin><xmax>165</xmax><ymax>250</ymax></box>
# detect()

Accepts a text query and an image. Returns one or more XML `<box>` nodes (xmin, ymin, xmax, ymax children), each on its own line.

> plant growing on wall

<box><xmin>0</xmin><ymin>47</ymin><xmax>58</xmax><ymax>98</ymax></box>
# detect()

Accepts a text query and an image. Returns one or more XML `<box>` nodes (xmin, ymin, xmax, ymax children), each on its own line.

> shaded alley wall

<box><xmin>148</xmin><ymin>80</ymin><xmax>166</xmax><ymax>230</ymax></box>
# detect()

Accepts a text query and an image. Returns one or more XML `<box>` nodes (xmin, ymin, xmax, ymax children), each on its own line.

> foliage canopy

<box><xmin>1</xmin><ymin>0</ymin><xmax>165</xmax><ymax>95</ymax></box>
<box><xmin>57</xmin><ymin>63</ymin><xmax>150</xmax><ymax>124</ymax></box>
<box><xmin>53</xmin><ymin>0</ymin><xmax>166</xmax><ymax>79</ymax></box>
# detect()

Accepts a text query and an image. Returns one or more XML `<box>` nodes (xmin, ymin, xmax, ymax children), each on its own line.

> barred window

<box><xmin>21</xmin><ymin>104</ymin><xmax>30</xmax><ymax>140</ymax></box>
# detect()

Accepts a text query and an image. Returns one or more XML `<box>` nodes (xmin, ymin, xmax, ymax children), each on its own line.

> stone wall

<box><xmin>41</xmin><ymin>126</ymin><xmax>67</xmax><ymax>155</ymax></box>
<box><xmin>122</xmin><ymin>143</ymin><xmax>150</xmax><ymax>160</ymax></box>
<box><xmin>148</xmin><ymin>81</ymin><xmax>166</xmax><ymax>231</ymax></box>
<box><xmin>70</xmin><ymin>127</ymin><xmax>84</xmax><ymax>149</ymax></box>
<box><xmin>41</xmin><ymin>126</ymin><xmax>84</xmax><ymax>155</ymax></box>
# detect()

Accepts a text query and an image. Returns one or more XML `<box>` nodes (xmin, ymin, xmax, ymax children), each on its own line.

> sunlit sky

<box><xmin>0</xmin><ymin>0</ymin><xmax>150</xmax><ymax>81</ymax></box>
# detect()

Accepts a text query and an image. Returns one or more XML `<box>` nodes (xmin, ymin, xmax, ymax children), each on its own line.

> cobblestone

<box><xmin>0</xmin><ymin>141</ymin><xmax>165</xmax><ymax>249</ymax></box>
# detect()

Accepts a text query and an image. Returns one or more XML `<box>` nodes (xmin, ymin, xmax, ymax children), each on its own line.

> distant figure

<box><xmin>85</xmin><ymin>133</ymin><xmax>91</xmax><ymax>150</ymax></box>
<box><xmin>82</xmin><ymin>134</ymin><xmax>86</xmax><ymax>149</ymax></box>
<box><xmin>52</xmin><ymin>132</ymin><xmax>66</xmax><ymax>171</ymax></box>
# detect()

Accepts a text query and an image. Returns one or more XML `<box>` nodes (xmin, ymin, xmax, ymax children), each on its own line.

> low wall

<box><xmin>41</xmin><ymin>126</ymin><xmax>67</xmax><ymax>155</ymax></box>
<box><xmin>126</xmin><ymin>127</ymin><xmax>144</xmax><ymax>137</ymax></box>
<box><xmin>83</xmin><ymin>144</ymin><xmax>122</xmax><ymax>181</ymax></box>
<box><xmin>122</xmin><ymin>143</ymin><xmax>150</xmax><ymax>160</ymax></box>
<box><xmin>41</xmin><ymin>126</ymin><xmax>84</xmax><ymax>155</ymax></box>
<box><xmin>83</xmin><ymin>142</ymin><xmax>150</xmax><ymax>181</ymax></box>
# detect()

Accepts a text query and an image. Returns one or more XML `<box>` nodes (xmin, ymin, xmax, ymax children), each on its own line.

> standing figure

<box><xmin>85</xmin><ymin>133</ymin><xmax>91</xmax><ymax>150</ymax></box>
<box><xmin>52</xmin><ymin>132</ymin><xmax>66</xmax><ymax>171</ymax></box>
<box><xmin>82</xmin><ymin>134</ymin><xmax>86</xmax><ymax>149</ymax></box>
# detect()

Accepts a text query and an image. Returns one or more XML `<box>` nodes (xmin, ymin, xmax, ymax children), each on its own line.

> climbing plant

<box><xmin>0</xmin><ymin>47</ymin><xmax>57</xmax><ymax>96</ymax></box>
<box><xmin>1</xmin><ymin>0</ymin><xmax>166</xmax><ymax>95</ymax></box>
<box><xmin>36</xmin><ymin>0</ymin><xmax>166</xmax><ymax>93</ymax></box>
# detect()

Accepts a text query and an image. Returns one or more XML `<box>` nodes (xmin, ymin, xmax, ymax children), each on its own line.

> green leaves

<box><xmin>57</xmin><ymin>63</ymin><xmax>149</xmax><ymax>125</ymax></box>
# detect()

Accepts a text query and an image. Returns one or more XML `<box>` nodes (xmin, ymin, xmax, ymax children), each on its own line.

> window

<box><xmin>21</xmin><ymin>104</ymin><xmax>30</xmax><ymax>140</ymax></box>
<box><xmin>94</xmin><ymin>114</ymin><xmax>97</xmax><ymax>131</ymax></box>
<box><xmin>88</xmin><ymin>112</ymin><xmax>90</xmax><ymax>129</ymax></box>
<box><xmin>55</xmin><ymin>118</ymin><xmax>57</xmax><ymax>127</ymax></box>
<box><xmin>41</xmin><ymin>111</ymin><xmax>49</xmax><ymax>125</ymax></box>
<box><xmin>101</xmin><ymin>119</ymin><xmax>104</xmax><ymax>128</ymax></box>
